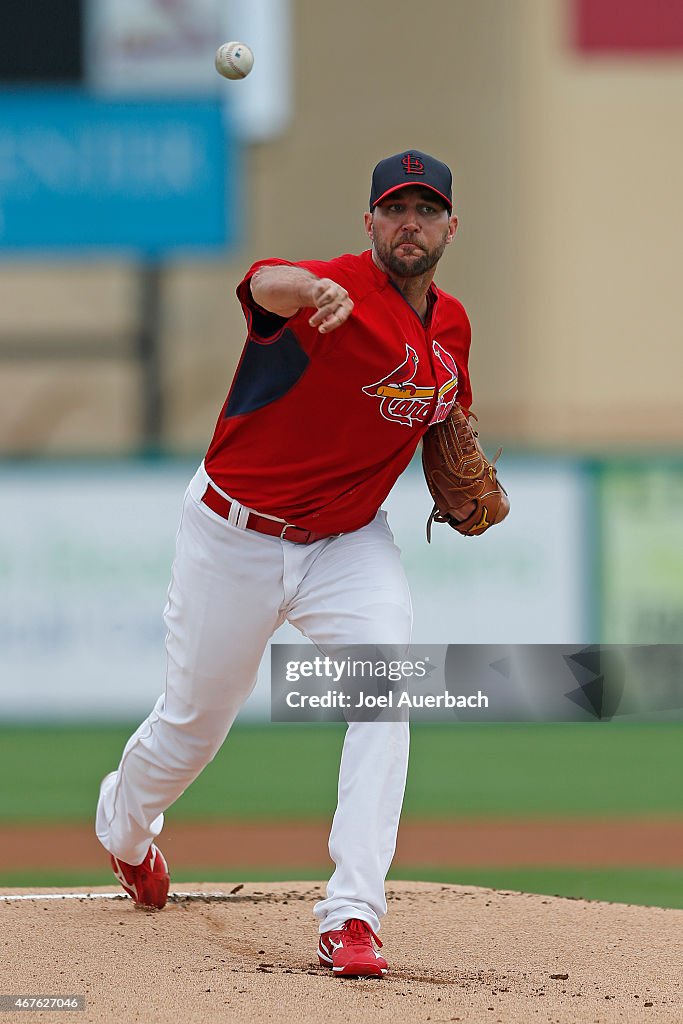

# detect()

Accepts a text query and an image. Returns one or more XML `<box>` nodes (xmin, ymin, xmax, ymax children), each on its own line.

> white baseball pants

<box><xmin>96</xmin><ymin>463</ymin><xmax>412</xmax><ymax>933</ymax></box>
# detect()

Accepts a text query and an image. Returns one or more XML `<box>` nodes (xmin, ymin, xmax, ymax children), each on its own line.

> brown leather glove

<box><xmin>422</xmin><ymin>403</ymin><xmax>510</xmax><ymax>541</ymax></box>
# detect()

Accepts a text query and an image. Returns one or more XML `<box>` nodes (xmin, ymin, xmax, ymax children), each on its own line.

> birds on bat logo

<box><xmin>362</xmin><ymin>342</ymin><xmax>458</xmax><ymax>426</ymax></box>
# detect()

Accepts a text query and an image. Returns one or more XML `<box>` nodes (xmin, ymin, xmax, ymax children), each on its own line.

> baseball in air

<box><xmin>215</xmin><ymin>42</ymin><xmax>254</xmax><ymax>80</ymax></box>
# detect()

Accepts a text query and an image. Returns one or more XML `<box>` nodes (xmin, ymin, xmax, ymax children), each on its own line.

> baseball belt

<box><xmin>201</xmin><ymin>484</ymin><xmax>332</xmax><ymax>545</ymax></box>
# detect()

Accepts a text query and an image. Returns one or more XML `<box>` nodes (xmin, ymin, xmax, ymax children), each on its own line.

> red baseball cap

<box><xmin>370</xmin><ymin>150</ymin><xmax>453</xmax><ymax>212</ymax></box>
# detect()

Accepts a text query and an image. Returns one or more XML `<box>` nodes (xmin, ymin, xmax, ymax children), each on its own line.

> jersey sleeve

<box><xmin>236</xmin><ymin>258</ymin><xmax>296</xmax><ymax>345</ymax></box>
<box><xmin>236</xmin><ymin>256</ymin><xmax>357</xmax><ymax>345</ymax></box>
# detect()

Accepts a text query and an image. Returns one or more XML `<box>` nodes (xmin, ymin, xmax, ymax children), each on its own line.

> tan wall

<box><xmin>512</xmin><ymin>0</ymin><xmax>683</xmax><ymax>447</ymax></box>
<box><xmin>0</xmin><ymin>0</ymin><xmax>681</xmax><ymax>455</ymax></box>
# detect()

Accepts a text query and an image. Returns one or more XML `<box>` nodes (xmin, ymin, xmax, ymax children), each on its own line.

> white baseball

<box><xmin>215</xmin><ymin>42</ymin><xmax>254</xmax><ymax>80</ymax></box>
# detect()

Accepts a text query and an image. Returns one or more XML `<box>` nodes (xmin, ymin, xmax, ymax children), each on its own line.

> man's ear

<box><xmin>446</xmin><ymin>214</ymin><xmax>458</xmax><ymax>244</ymax></box>
<box><xmin>363</xmin><ymin>211</ymin><xmax>374</xmax><ymax>241</ymax></box>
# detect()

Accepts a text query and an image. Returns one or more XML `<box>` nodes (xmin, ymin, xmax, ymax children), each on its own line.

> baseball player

<box><xmin>97</xmin><ymin>150</ymin><xmax>472</xmax><ymax>978</ymax></box>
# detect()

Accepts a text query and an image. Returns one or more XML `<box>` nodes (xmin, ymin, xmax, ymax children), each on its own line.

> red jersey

<box><xmin>204</xmin><ymin>249</ymin><xmax>472</xmax><ymax>535</ymax></box>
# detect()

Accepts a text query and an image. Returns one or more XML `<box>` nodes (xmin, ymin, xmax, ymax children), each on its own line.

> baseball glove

<box><xmin>422</xmin><ymin>404</ymin><xmax>510</xmax><ymax>541</ymax></box>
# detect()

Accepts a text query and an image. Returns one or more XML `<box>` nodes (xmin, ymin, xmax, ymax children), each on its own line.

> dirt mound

<box><xmin>1</xmin><ymin>881</ymin><xmax>681</xmax><ymax>1023</ymax></box>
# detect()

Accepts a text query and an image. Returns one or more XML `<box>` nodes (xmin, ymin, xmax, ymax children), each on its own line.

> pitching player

<box><xmin>97</xmin><ymin>150</ymin><xmax>472</xmax><ymax>978</ymax></box>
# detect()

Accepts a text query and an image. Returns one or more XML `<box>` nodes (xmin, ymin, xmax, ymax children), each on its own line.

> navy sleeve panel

<box><xmin>224</xmin><ymin>328</ymin><xmax>310</xmax><ymax>418</ymax></box>
<box><xmin>249</xmin><ymin>303</ymin><xmax>289</xmax><ymax>343</ymax></box>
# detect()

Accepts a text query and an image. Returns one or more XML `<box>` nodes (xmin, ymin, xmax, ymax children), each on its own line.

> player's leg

<box><xmin>96</xmin><ymin>470</ymin><xmax>285</xmax><ymax>866</ymax></box>
<box><xmin>285</xmin><ymin>509</ymin><xmax>412</xmax><ymax>936</ymax></box>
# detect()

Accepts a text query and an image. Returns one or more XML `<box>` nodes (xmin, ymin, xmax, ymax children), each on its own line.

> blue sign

<box><xmin>0</xmin><ymin>91</ymin><xmax>237</xmax><ymax>255</ymax></box>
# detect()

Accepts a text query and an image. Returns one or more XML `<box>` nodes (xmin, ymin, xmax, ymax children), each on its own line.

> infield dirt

<box><xmin>1</xmin><ymin>881</ymin><xmax>681</xmax><ymax>1024</ymax></box>
<box><xmin>3</xmin><ymin>817</ymin><xmax>683</xmax><ymax>871</ymax></box>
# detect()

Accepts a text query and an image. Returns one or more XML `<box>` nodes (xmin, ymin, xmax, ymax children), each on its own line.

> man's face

<box><xmin>364</xmin><ymin>186</ymin><xmax>458</xmax><ymax>278</ymax></box>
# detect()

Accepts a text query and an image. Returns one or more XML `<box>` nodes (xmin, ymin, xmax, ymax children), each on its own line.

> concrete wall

<box><xmin>1</xmin><ymin>0</ymin><xmax>681</xmax><ymax>455</ymax></box>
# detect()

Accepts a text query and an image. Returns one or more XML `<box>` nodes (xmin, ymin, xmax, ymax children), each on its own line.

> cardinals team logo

<box><xmin>362</xmin><ymin>342</ymin><xmax>458</xmax><ymax>427</ymax></box>
<box><xmin>401</xmin><ymin>154</ymin><xmax>425</xmax><ymax>176</ymax></box>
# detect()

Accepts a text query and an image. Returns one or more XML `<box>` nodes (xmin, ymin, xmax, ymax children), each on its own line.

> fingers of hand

<box><xmin>308</xmin><ymin>281</ymin><xmax>353</xmax><ymax>332</ymax></box>
<box><xmin>313</xmin><ymin>302</ymin><xmax>353</xmax><ymax>332</ymax></box>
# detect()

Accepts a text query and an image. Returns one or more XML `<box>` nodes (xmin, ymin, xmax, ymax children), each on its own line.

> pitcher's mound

<box><xmin>1</xmin><ymin>881</ymin><xmax>680</xmax><ymax>1023</ymax></box>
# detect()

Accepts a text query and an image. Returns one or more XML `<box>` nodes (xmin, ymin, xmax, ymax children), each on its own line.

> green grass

<box><xmin>2</xmin><ymin>721</ymin><xmax>683</xmax><ymax>821</ymax></box>
<box><xmin>1</xmin><ymin>867</ymin><xmax>681</xmax><ymax>911</ymax></box>
<box><xmin>395</xmin><ymin>868</ymin><xmax>683</xmax><ymax>909</ymax></box>
<box><xmin>0</xmin><ymin>721</ymin><xmax>681</xmax><ymax>822</ymax></box>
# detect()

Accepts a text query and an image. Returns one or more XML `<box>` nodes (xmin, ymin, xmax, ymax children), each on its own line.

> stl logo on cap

<box><xmin>401</xmin><ymin>154</ymin><xmax>425</xmax><ymax>176</ymax></box>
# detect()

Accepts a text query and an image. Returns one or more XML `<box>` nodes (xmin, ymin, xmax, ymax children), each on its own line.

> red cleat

<box><xmin>318</xmin><ymin>918</ymin><xmax>388</xmax><ymax>977</ymax></box>
<box><xmin>110</xmin><ymin>844</ymin><xmax>170</xmax><ymax>909</ymax></box>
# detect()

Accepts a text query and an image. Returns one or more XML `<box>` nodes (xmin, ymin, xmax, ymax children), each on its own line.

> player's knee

<box><xmin>154</xmin><ymin>697</ymin><xmax>233</xmax><ymax>757</ymax></box>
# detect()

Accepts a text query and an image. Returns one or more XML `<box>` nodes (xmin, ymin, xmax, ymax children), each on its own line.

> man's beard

<box><xmin>374</xmin><ymin>232</ymin><xmax>449</xmax><ymax>278</ymax></box>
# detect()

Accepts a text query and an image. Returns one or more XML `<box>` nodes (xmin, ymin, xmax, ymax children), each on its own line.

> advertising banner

<box><xmin>85</xmin><ymin>0</ymin><xmax>223</xmax><ymax>93</ymax></box>
<box><xmin>0</xmin><ymin>92</ymin><xmax>235</xmax><ymax>254</ymax></box>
